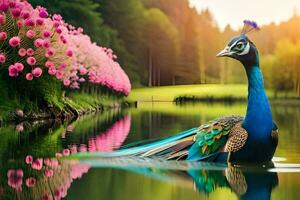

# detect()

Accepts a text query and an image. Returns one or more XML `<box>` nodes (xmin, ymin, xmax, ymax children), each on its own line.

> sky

<box><xmin>189</xmin><ymin>0</ymin><xmax>300</xmax><ymax>30</ymax></box>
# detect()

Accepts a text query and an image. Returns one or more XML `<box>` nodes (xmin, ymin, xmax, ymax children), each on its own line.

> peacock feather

<box><xmin>188</xmin><ymin>115</ymin><xmax>244</xmax><ymax>161</ymax></box>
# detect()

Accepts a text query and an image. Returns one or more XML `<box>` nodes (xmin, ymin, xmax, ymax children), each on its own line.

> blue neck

<box><xmin>242</xmin><ymin>65</ymin><xmax>273</xmax><ymax>138</ymax></box>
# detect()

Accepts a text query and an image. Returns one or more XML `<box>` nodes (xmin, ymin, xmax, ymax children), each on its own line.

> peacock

<box><xmin>76</xmin><ymin>20</ymin><xmax>278</xmax><ymax>163</ymax></box>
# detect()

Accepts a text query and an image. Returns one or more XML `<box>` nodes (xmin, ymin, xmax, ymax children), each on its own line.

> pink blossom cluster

<box><xmin>68</xmin><ymin>33</ymin><xmax>131</xmax><ymax>95</ymax></box>
<box><xmin>0</xmin><ymin>0</ymin><xmax>131</xmax><ymax>95</ymax></box>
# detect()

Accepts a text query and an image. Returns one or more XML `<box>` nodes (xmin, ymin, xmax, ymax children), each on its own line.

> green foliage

<box><xmin>261</xmin><ymin>39</ymin><xmax>300</xmax><ymax>97</ymax></box>
<box><xmin>0</xmin><ymin>69</ymin><xmax>62</xmax><ymax>119</ymax></box>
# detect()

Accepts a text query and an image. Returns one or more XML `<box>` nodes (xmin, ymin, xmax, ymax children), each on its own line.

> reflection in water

<box><xmin>0</xmin><ymin>111</ymin><xmax>131</xmax><ymax>199</ymax></box>
<box><xmin>0</xmin><ymin>102</ymin><xmax>299</xmax><ymax>199</ymax></box>
<box><xmin>189</xmin><ymin>165</ymin><xmax>278</xmax><ymax>200</ymax></box>
<box><xmin>80</xmin><ymin>157</ymin><xmax>279</xmax><ymax>200</ymax></box>
<box><xmin>6</xmin><ymin>159</ymin><xmax>89</xmax><ymax>199</ymax></box>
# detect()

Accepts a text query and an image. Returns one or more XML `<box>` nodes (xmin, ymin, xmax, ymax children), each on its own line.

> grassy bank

<box><xmin>128</xmin><ymin>84</ymin><xmax>299</xmax><ymax>102</ymax></box>
<box><xmin>0</xmin><ymin>90</ymin><xmax>127</xmax><ymax>123</ymax></box>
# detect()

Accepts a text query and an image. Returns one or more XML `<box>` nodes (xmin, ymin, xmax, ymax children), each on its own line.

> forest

<box><xmin>30</xmin><ymin>0</ymin><xmax>300</xmax><ymax>97</ymax></box>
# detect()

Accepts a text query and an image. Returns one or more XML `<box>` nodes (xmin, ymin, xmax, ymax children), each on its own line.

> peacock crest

<box><xmin>241</xmin><ymin>20</ymin><xmax>260</xmax><ymax>35</ymax></box>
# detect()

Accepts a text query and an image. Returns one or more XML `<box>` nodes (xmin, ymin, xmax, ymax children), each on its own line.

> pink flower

<box><xmin>44</xmin><ymin>169</ymin><xmax>54</xmax><ymax>177</ymax></box>
<box><xmin>18</xmin><ymin>48</ymin><xmax>26</xmax><ymax>57</ymax></box>
<box><xmin>56</xmin><ymin>27</ymin><xmax>62</xmax><ymax>34</ymax></box>
<box><xmin>0</xmin><ymin>14</ymin><xmax>6</xmax><ymax>24</ymax></box>
<box><xmin>53</xmin><ymin>20</ymin><xmax>60</xmax><ymax>28</ymax></box>
<box><xmin>42</xmin><ymin>30</ymin><xmax>51</xmax><ymax>38</ymax></box>
<box><xmin>11</xmin><ymin>8</ymin><xmax>21</xmax><ymax>18</ymax></box>
<box><xmin>9</xmin><ymin>1</ymin><xmax>16</xmax><ymax>8</ymax></box>
<box><xmin>21</xmin><ymin>11</ymin><xmax>30</xmax><ymax>19</ymax></box>
<box><xmin>26</xmin><ymin>48</ymin><xmax>34</xmax><ymax>56</ymax></box>
<box><xmin>44</xmin><ymin>159</ymin><xmax>51</xmax><ymax>166</ymax></box>
<box><xmin>63</xmin><ymin>79</ymin><xmax>70</xmax><ymax>86</ymax></box>
<box><xmin>0</xmin><ymin>2</ymin><xmax>9</xmax><ymax>12</ymax></box>
<box><xmin>15</xmin><ymin>63</ymin><xmax>24</xmax><ymax>72</ymax></box>
<box><xmin>9</xmin><ymin>36</ymin><xmax>21</xmax><ymax>47</ymax></box>
<box><xmin>8</xmin><ymin>65</ymin><xmax>19</xmax><ymax>77</ymax></box>
<box><xmin>45</xmin><ymin>61</ymin><xmax>54</xmax><ymax>68</ymax></box>
<box><xmin>25</xmin><ymin>18</ymin><xmax>35</xmax><ymax>26</ymax></box>
<box><xmin>36</xmin><ymin>18</ymin><xmax>44</xmax><ymax>26</ymax></box>
<box><xmin>79</xmin><ymin>67</ymin><xmax>87</xmax><ymax>75</ymax></box>
<box><xmin>26</xmin><ymin>57</ymin><xmax>36</xmax><ymax>66</ymax></box>
<box><xmin>25</xmin><ymin>155</ymin><xmax>33</xmax><ymax>164</ymax></box>
<box><xmin>32</xmin><ymin>68</ymin><xmax>43</xmax><ymax>77</ymax></box>
<box><xmin>62</xmin><ymin>149</ymin><xmax>70</xmax><ymax>156</ymax></box>
<box><xmin>34</xmin><ymin>39</ymin><xmax>43</xmax><ymax>47</ymax></box>
<box><xmin>55</xmin><ymin>153</ymin><xmax>62</xmax><ymax>158</ymax></box>
<box><xmin>17</xmin><ymin>20</ymin><xmax>24</xmax><ymax>28</ymax></box>
<box><xmin>0</xmin><ymin>32</ymin><xmax>7</xmax><ymax>40</ymax></box>
<box><xmin>15</xmin><ymin>123</ymin><xmax>24</xmax><ymax>133</ymax></box>
<box><xmin>39</xmin><ymin>9</ymin><xmax>48</xmax><ymax>18</ymax></box>
<box><xmin>53</xmin><ymin>14</ymin><xmax>62</xmax><ymax>21</ymax></box>
<box><xmin>66</xmin><ymin>49</ymin><xmax>73</xmax><ymax>57</ymax></box>
<box><xmin>43</xmin><ymin>39</ymin><xmax>50</xmax><ymax>48</ymax></box>
<box><xmin>26</xmin><ymin>30</ymin><xmax>36</xmax><ymax>39</ymax></box>
<box><xmin>45</xmin><ymin>47</ymin><xmax>55</xmax><ymax>57</ymax></box>
<box><xmin>0</xmin><ymin>53</ymin><xmax>5</xmax><ymax>63</ymax></box>
<box><xmin>25</xmin><ymin>177</ymin><xmax>36</xmax><ymax>188</ymax></box>
<box><xmin>54</xmin><ymin>189</ymin><xmax>61</xmax><ymax>199</ymax></box>
<box><xmin>55</xmin><ymin>71</ymin><xmax>63</xmax><ymax>79</ymax></box>
<box><xmin>7</xmin><ymin>169</ymin><xmax>23</xmax><ymax>189</ymax></box>
<box><xmin>48</xmin><ymin>67</ymin><xmax>56</xmax><ymax>75</ymax></box>
<box><xmin>25</xmin><ymin>73</ymin><xmax>33</xmax><ymax>81</ymax></box>
<box><xmin>60</xmin><ymin>63</ymin><xmax>66</xmax><ymax>69</ymax></box>
<box><xmin>79</xmin><ymin>78</ymin><xmax>85</xmax><ymax>82</ymax></box>
<box><xmin>42</xmin><ymin>194</ymin><xmax>52</xmax><ymax>200</ymax></box>
<box><xmin>31</xmin><ymin>158</ymin><xmax>43</xmax><ymax>170</ymax></box>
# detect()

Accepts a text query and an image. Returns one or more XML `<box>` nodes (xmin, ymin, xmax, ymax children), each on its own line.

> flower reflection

<box><xmin>25</xmin><ymin>177</ymin><xmax>36</xmax><ymax>188</ymax></box>
<box><xmin>4</xmin><ymin>114</ymin><xmax>130</xmax><ymax>199</ymax></box>
<box><xmin>87</xmin><ymin>115</ymin><xmax>131</xmax><ymax>152</ymax></box>
<box><xmin>7</xmin><ymin>169</ymin><xmax>23</xmax><ymax>191</ymax></box>
<box><xmin>31</xmin><ymin>158</ymin><xmax>43</xmax><ymax>170</ymax></box>
<box><xmin>44</xmin><ymin>169</ymin><xmax>54</xmax><ymax>177</ymax></box>
<box><xmin>25</xmin><ymin>155</ymin><xmax>33</xmax><ymax>164</ymax></box>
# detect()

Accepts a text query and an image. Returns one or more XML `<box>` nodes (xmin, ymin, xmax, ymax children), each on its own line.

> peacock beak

<box><xmin>216</xmin><ymin>46</ymin><xmax>231</xmax><ymax>57</ymax></box>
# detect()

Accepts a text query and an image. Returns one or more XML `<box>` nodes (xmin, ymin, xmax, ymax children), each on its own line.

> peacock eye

<box><xmin>235</xmin><ymin>43</ymin><xmax>244</xmax><ymax>50</ymax></box>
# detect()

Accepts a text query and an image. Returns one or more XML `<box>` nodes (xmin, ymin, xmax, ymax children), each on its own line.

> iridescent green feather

<box><xmin>188</xmin><ymin>115</ymin><xmax>244</xmax><ymax>160</ymax></box>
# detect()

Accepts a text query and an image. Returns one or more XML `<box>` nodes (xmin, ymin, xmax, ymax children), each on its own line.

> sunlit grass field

<box><xmin>128</xmin><ymin>84</ymin><xmax>299</xmax><ymax>102</ymax></box>
<box><xmin>128</xmin><ymin>84</ymin><xmax>249</xmax><ymax>102</ymax></box>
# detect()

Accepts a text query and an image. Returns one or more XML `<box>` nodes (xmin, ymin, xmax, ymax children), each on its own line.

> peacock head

<box><xmin>217</xmin><ymin>20</ymin><xmax>260</xmax><ymax>67</ymax></box>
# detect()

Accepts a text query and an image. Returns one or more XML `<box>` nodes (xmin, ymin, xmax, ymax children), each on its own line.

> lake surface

<box><xmin>0</xmin><ymin>102</ymin><xmax>300</xmax><ymax>200</ymax></box>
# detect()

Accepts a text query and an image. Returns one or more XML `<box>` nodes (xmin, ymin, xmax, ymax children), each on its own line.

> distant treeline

<box><xmin>30</xmin><ymin>0</ymin><xmax>300</xmax><ymax>96</ymax></box>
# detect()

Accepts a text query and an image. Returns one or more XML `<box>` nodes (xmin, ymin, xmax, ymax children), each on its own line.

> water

<box><xmin>0</xmin><ymin>102</ymin><xmax>300</xmax><ymax>200</ymax></box>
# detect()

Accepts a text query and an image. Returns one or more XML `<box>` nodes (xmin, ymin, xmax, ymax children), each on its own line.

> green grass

<box><xmin>127</xmin><ymin>84</ymin><xmax>248</xmax><ymax>102</ymax></box>
<box><xmin>128</xmin><ymin>84</ymin><xmax>299</xmax><ymax>102</ymax></box>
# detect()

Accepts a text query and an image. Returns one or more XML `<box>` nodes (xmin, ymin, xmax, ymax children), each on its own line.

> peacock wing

<box><xmin>188</xmin><ymin>115</ymin><xmax>244</xmax><ymax>161</ymax></box>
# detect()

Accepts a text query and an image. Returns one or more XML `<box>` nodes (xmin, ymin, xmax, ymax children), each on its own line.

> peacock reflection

<box><xmin>189</xmin><ymin>165</ymin><xmax>278</xmax><ymax>200</ymax></box>
<box><xmin>80</xmin><ymin>157</ymin><xmax>278</xmax><ymax>200</ymax></box>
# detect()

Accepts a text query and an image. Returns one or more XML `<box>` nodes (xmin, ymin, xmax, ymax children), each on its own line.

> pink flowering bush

<box><xmin>0</xmin><ymin>0</ymin><xmax>131</xmax><ymax>96</ymax></box>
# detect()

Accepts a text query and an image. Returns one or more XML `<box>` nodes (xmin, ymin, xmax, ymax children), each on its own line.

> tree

<box><xmin>143</xmin><ymin>9</ymin><xmax>180</xmax><ymax>86</ymax></box>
